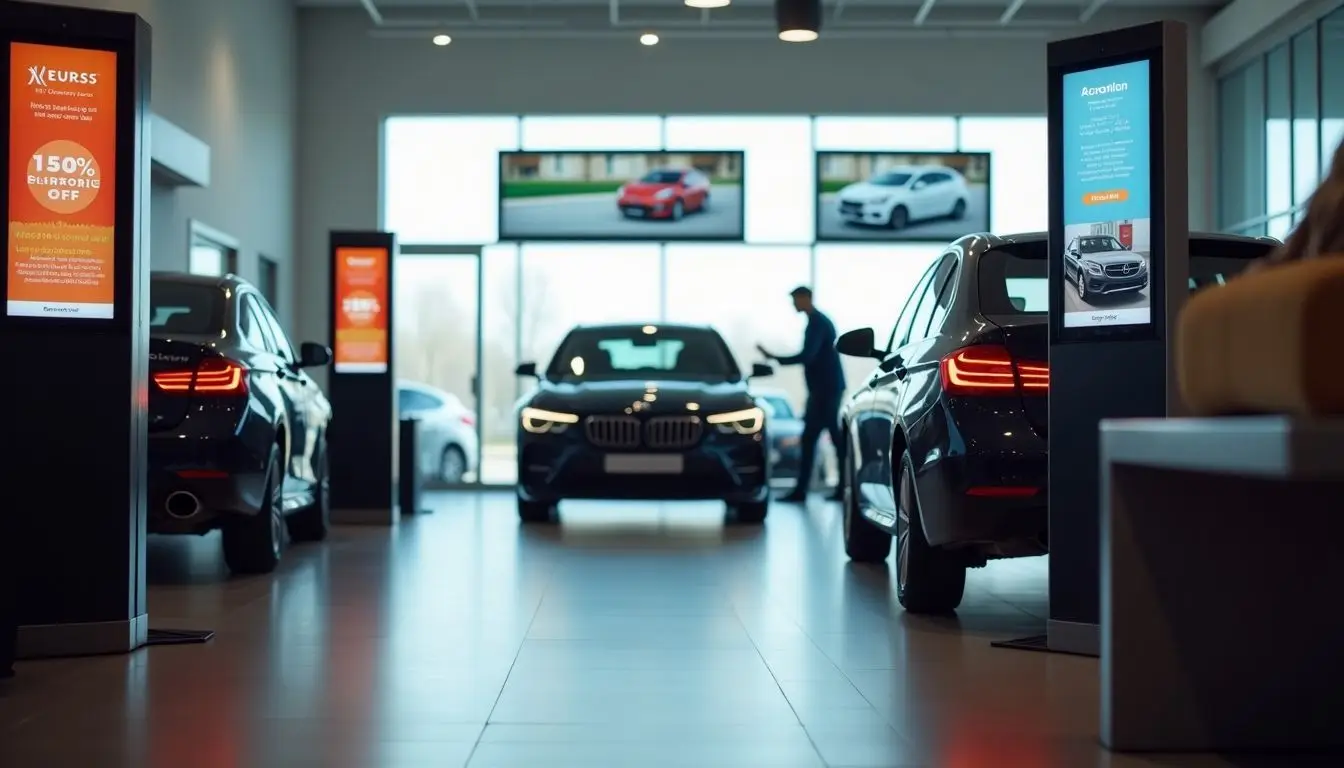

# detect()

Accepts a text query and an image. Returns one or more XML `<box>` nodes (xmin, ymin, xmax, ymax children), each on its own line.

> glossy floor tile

<box><xmin>0</xmin><ymin>492</ymin><xmax>1329</xmax><ymax>767</ymax></box>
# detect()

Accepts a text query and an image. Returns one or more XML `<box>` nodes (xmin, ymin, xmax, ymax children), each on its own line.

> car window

<box><xmin>924</xmin><ymin>172</ymin><xmax>950</xmax><ymax>184</ymax></box>
<box><xmin>149</xmin><ymin>280</ymin><xmax>225</xmax><ymax>335</ymax></box>
<box><xmin>399</xmin><ymin>389</ymin><xmax>441</xmax><ymax>413</ymax></box>
<box><xmin>885</xmin><ymin>260</ymin><xmax>940</xmax><ymax>351</ymax></box>
<box><xmin>760</xmin><ymin>396</ymin><xmax>794</xmax><ymax>419</ymax></box>
<box><xmin>239</xmin><ymin>296</ymin><xmax>271</xmax><ymax>351</ymax></box>
<box><xmin>547</xmin><ymin>326</ymin><xmax>738</xmax><ymax>383</ymax></box>
<box><xmin>904</xmin><ymin>256</ymin><xmax>950</xmax><ymax>345</ymax></box>
<box><xmin>255</xmin><ymin>296</ymin><xmax>296</xmax><ymax>363</ymax></box>
<box><xmin>924</xmin><ymin>255</ymin><xmax>961</xmax><ymax>337</ymax></box>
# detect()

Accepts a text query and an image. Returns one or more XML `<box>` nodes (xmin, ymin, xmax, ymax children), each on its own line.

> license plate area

<box><xmin>603</xmin><ymin>453</ymin><xmax>684</xmax><ymax>474</ymax></box>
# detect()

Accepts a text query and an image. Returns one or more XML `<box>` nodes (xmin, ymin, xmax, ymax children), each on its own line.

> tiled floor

<box><xmin>0</xmin><ymin>492</ymin><xmax>1326</xmax><ymax>767</ymax></box>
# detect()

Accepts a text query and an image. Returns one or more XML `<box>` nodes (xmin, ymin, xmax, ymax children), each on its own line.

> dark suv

<box><xmin>1064</xmin><ymin>234</ymin><xmax>1148</xmax><ymax>303</ymax></box>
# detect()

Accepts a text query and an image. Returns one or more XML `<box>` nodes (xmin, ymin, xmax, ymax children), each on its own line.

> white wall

<box><xmin>42</xmin><ymin>0</ymin><xmax>298</xmax><ymax>328</ymax></box>
<box><xmin>296</xmin><ymin>7</ymin><xmax>1219</xmax><ymax>349</ymax></box>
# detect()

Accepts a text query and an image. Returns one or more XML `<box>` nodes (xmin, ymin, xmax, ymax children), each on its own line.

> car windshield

<box><xmin>149</xmin><ymin>279</ymin><xmax>226</xmax><ymax>335</ymax></box>
<box><xmin>547</xmin><ymin>327</ymin><xmax>738</xmax><ymax>382</ymax></box>
<box><xmin>759</xmin><ymin>396</ymin><xmax>795</xmax><ymax>419</ymax></box>
<box><xmin>869</xmin><ymin>172</ymin><xmax>913</xmax><ymax>187</ymax></box>
<box><xmin>1077</xmin><ymin>236</ymin><xmax>1124</xmax><ymax>254</ymax></box>
<box><xmin>978</xmin><ymin>236</ymin><xmax>1278</xmax><ymax>314</ymax></box>
<box><xmin>640</xmin><ymin>170</ymin><xmax>683</xmax><ymax>184</ymax></box>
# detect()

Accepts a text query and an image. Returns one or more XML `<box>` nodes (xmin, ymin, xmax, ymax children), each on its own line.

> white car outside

<box><xmin>398</xmin><ymin>381</ymin><xmax>480</xmax><ymax>483</ymax></box>
<box><xmin>836</xmin><ymin>165</ymin><xmax>970</xmax><ymax>230</ymax></box>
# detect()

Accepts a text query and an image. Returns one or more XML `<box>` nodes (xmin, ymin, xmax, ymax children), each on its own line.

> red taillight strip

<box><xmin>152</xmin><ymin>359</ymin><xmax>246</xmax><ymax>395</ymax></box>
<box><xmin>941</xmin><ymin>345</ymin><xmax>1049</xmax><ymax>395</ymax></box>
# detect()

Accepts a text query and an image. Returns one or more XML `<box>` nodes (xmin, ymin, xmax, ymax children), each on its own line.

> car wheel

<box><xmin>518</xmin><ymin>497</ymin><xmax>557</xmax><ymax>524</ymax></box>
<box><xmin>887</xmin><ymin>205</ymin><xmax>909</xmax><ymax>230</ymax></box>
<box><xmin>950</xmin><ymin>198</ymin><xmax>967</xmax><ymax>220</ymax></box>
<box><xmin>1076</xmin><ymin>272</ymin><xmax>1089</xmax><ymax>301</ymax></box>
<box><xmin>287</xmin><ymin>440</ymin><xmax>330</xmax><ymax>543</ymax></box>
<box><xmin>671</xmin><ymin>200</ymin><xmax>684</xmax><ymax>221</ymax></box>
<box><xmin>223</xmin><ymin>452</ymin><xmax>285</xmax><ymax>575</ymax></box>
<box><xmin>843</xmin><ymin>449</ymin><xmax>892</xmax><ymax>562</ymax></box>
<box><xmin>440</xmin><ymin>445</ymin><xmax>467</xmax><ymax>484</ymax></box>
<box><xmin>895</xmin><ymin>452</ymin><xmax>965</xmax><ymax>614</ymax></box>
<box><xmin>732</xmin><ymin>500</ymin><xmax>769</xmax><ymax>524</ymax></box>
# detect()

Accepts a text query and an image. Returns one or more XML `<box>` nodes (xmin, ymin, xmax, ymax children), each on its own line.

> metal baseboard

<box><xmin>18</xmin><ymin>613</ymin><xmax>148</xmax><ymax>659</ymax></box>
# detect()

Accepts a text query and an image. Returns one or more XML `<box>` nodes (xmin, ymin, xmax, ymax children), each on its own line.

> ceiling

<box><xmin>297</xmin><ymin>0</ymin><xmax>1235</xmax><ymax>40</ymax></box>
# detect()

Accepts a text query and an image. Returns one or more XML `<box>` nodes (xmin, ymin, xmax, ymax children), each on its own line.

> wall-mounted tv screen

<box><xmin>498</xmin><ymin>151</ymin><xmax>745</xmax><ymax>242</ymax></box>
<box><xmin>815</xmin><ymin>151</ymin><xmax>991</xmax><ymax>242</ymax></box>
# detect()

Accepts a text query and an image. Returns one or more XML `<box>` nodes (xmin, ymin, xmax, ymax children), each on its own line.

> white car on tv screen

<box><xmin>836</xmin><ymin>165</ymin><xmax>970</xmax><ymax>230</ymax></box>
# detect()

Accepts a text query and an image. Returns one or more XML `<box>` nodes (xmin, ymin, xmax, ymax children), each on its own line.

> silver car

<box><xmin>398</xmin><ymin>381</ymin><xmax>480</xmax><ymax>483</ymax></box>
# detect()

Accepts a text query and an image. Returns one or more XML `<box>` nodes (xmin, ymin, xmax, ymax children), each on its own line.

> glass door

<box><xmin>393</xmin><ymin>247</ymin><xmax>483</xmax><ymax>487</ymax></box>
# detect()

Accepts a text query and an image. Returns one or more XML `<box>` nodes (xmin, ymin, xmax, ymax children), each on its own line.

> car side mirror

<box><xmin>835</xmin><ymin>327</ymin><xmax>882</xmax><ymax>359</ymax></box>
<box><xmin>749</xmin><ymin>362</ymin><xmax>774</xmax><ymax>379</ymax></box>
<box><xmin>298</xmin><ymin>342</ymin><xmax>332</xmax><ymax>368</ymax></box>
<box><xmin>515</xmin><ymin>361</ymin><xmax>538</xmax><ymax>378</ymax></box>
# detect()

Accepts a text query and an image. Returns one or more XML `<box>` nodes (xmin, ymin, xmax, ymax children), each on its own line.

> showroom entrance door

<box><xmin>394</xmin><ymin>246</ymin><xmax>484</xmax><ymax>487</ymax></box>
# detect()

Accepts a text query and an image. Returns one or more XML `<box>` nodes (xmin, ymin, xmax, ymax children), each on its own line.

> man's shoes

<box><xmin>779</xmin><ymin>489</ymin><xmax>809</xmax><ymax>503</ymax></box>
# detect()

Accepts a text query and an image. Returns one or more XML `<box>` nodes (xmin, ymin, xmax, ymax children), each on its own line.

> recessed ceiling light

<box><xmin>685</xmin><ymin>0</ymin><xmax>731</xmax><ymax>8</ymax></box>
<box><xmin>776</xmin><ymin>0</ymin><xmax>820</xmax><ymax>42</ymax></box>
<box><xmin>778</xmin><ymin>28</ymin><xmax>818</xmax><ymax>42</ymax></box>
<box><xmin>432</xmin><ymin>34</ymin><xmax>452</xmax><ymax>46</ymax></box>
<box><xmin>639</xmin><ymin>32</ymin><xmax>660</xmax><ymax>46</ymax></box>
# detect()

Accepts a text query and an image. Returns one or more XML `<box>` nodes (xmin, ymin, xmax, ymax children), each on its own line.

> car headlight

<box><xmin>1084</xmin><ymin>261</ymin><xmax>1104</xmax><ymax>275</ymax></box>
<box><xmin>869</xmin><ymin>196</ymin><xmax>890</xmax><ymax>204</ymax></box>
<box><xmin>654</xmin><ymin>188</ymin><xmax>675</xmax><ymax>200</ymax></box>
<box><xmin>520</xmin><ymin>406</ymin><xmax>579</xmax><ymax>434</ymax></box>
<box><xmin>707</xmin><ymin>407</ymin><xmax>765</xmax><ymax>435</ymax></box>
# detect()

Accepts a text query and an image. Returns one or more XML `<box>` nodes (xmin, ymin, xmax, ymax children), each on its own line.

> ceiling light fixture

<box><xmin>776</xmin><ymin>0</ymin><xmax>820</xmax><ymax>42</ymax></box>
<box><xmin>640</xmin><ymin>32</ymin><xmax>660</xmax><ymax>46</ymax></box>
<box><xmin>432</xmin><ymin>34</ymin><xmax>452</xmax><ymax>46</ymax></box>
<box><xmin>685</xmin><ymin>0</ymin><xmax>731</xmax><ymax>8</ymax></box>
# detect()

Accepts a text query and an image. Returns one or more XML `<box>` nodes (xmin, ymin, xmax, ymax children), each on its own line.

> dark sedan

<box><xmin>149</xmin><ymin>273</ymin><xmax>334</xmax><ymax>574</ymax></box>
<box><xmin>836</xmin><ymin>231</ymin><xmax>1277</xmax><ymax>614</ymax></box>
<box><xmin>514</xmin><ymin>323</ymin><xmax>774</xmax><ymax>524</ymax></box>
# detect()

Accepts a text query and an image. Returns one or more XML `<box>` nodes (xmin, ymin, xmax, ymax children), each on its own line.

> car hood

<box><xmin>621</xmin><ymin>182</ymin><xmax>678</xmax><ymax>196</ymax></box>
<box><xmin>1079</xmin><ymin>250</ymin><xmax>1142</xmax><ymax>266</ymax></box>
<box><xmin>527</xmin><ymin>379</ymin><xmax>754</xmax><ymax>415</ymax></box>
<box><xmin>837</xmin><ymin>181</ymin><xmax>906</xmax><ymax>202</ymax></box>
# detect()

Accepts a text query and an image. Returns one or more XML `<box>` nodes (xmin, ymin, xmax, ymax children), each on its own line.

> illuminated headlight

<box><xmin>1084</xmin><ymin>261</ymin><xmax>1104</xmax><ymax>275</ymax></box>
<box><xmin>520</xmin><ymin>406</ymin><xmax>579</xmax><ymax>434</ymax></box>
<box><xmin>707</xmin><ymin>407</ymin><xmax>765</xmax><ymax>435</ymax></box>
<box><xmin>655</xmin><ymin>188</ymin><xmax>676</xmax><ymax>200</ymax></box>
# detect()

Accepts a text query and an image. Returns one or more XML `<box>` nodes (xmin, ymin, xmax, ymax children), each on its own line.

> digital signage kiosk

<box><xmin>328</xmin><ymin>231</ymin><xmax>397</xmax><ymax>524</ymax></box>
<box><xmin>0</xmin><ymin>2</ymin><xmax>151</xmax><ymax>657</ymax></box>
<box><xmin>1045</xmin><ymin>21</ymin><xmax>1188</xmax><ymax>656</ymax></box>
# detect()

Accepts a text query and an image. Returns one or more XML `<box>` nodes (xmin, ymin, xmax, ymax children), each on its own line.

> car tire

<box><xmin>1076</xmin><ymin>271</ymin><xmax>1090</xmax><ymax>302</ymax></box>
<box><xmin>887</xmin><ymin>205</ymin><xmax>909</xmax><ymax>230</ymax></box>
<box><xmin>843</xmin><ymin>450</ymin><xmax>892</xmax><ymax>563</ymax></box>
<box><xmin>223</xmin><ymin>453</ymin><xmax>285</xmax><ymax>575</ymax></box>
<box><xmin>440</xmin><ymin>445</ymin><xmax>467</xmax><ymax>484</ymax></box>
<box><xmin>950</xmin><ymin>198</ymin><xmax>967</xmax><ymax>220</ymax></box>
<box><xmin>518</xmin><ymin>497</ymin><xmax>556</xmax><ymax>524</ymax></box>
<box><xmin>733</xmin><ymin>500</ymin><xmax>769</xmax><ymax>524</ymax></box>
<box><xmin>895</xmin><ymin>451</ymin><xmax>965</xmax><ymax>614</ymax></box>
<box><xmin>288</xmin><ymin>441</ymin><xmax>330</xmax><ymax>543</ymax></box>
<box><xmin>671</xmin><ymin>200</ymin><xmax>684</xmax><ymax>221</ymax></box>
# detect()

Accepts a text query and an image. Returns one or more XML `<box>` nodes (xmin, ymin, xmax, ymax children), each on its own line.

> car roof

<box><xmin>570</xmin><ymin>322</ymin><xmax>717</xmax><ymax>334</ymax></box>
<box><xmin>150</xmin><ymin>271</ymin><xmax>255</xmax><ymax>292</ymax></box>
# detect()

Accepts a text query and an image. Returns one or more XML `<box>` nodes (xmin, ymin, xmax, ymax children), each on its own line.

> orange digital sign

<box><xmin>6</xmin><ymin>42</ymin><xmax>118</xmax><ymax>320</ymax></box>
<box><xmin>333</xmin><ymin>246</ymin><xmax>389</xmax><ymax>374</ymax></box>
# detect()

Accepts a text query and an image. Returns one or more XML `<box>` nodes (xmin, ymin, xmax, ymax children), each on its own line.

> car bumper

<box><xmin>913</xmin><ymin>448</ymin><xmax>1048</xmax><ymax>556</ymax></box>
<box><xmin>838</xmin><ymin>201</ymin><xmax>890</xmax><ymax>225</ymax></box>
<box><xmin>618</xmin><ymin>200</ymin><xmax>677</xmax><ymax>219</ymax></box>
<box><xmin>147</xmin><ymin>435</ymin><xmax>269</xmax><ymax>534</ymax></box>
<box><xmin>518</xmin><ymin>434</ymin><xmax>769</xmax><ymax>502</ymax></box>
<box><xmin>1083</xmin><ymin>273</ymin><xmax>1148</xmax><ymax>295</ymax></box>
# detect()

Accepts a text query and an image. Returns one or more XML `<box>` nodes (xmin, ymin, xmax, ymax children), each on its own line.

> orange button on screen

<box><xmin>1083</xmin><ymin>189</ymin><xmax>1129</xmax><ymax>205</ymax></box>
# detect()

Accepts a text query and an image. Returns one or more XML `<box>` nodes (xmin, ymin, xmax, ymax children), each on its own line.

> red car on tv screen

<box><xmin>617</xmin><ymin>168</ymin><xmax>711</xmax><ymax>220</ymax></box>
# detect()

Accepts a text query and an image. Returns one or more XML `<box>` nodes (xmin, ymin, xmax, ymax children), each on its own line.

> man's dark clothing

<box><xmin>774</xmin><ymin>310</ymin><xmax>847</xmax><ymax>493</ymax></box>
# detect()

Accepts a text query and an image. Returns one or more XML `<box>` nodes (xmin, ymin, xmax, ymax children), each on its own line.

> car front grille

<box><xmin>840</xmin><ymin>201</ymin><xmax>863</xmax><ymax>214</ymax></box>
<box><xmin>584</xmin><ymin>416</ymin><xmax>642</xmax><ymax>449</ymax></box>
<box><xmin>1104</xmin><ymin>262</ymin><xmax>1141</xmax><ymax>277</ymax></box>
<box><xmin>644</xmin><ymin>416</ymin><xmax>703</xmax><ymax>449</ymax></box>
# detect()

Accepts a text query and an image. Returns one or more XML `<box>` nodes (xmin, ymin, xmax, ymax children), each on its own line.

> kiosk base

<box><xmin>17</xmin><ymin>613</ymin><xmax>148</xmax><ymax>659</ymax></box>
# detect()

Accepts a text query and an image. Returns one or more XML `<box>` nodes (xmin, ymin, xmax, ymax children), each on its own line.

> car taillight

<box><xmin>459</xmin><ymin>413</ymin><xmax>475</xmax><ymax>427</ymax></box>
<box><xmin>940</xmin><ymin>345</ymin><xmax>1048</xmax><ymax>396</ymax></box>
<box><xmin>153</xmin><ymin>358</ymin><xmax>247</xmax><ymax>395</ymax></box>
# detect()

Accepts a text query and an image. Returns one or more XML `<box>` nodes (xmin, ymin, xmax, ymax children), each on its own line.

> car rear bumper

<box><xmin>147</xmin><ymin>435</ymin><xmax>269</xmax><ymax>534</ymax></box>
<box><xmin>914</xmin><ymin>449</ymin><xmax>1048</xmax><ymax>556</ymax></box>
<box><xmin>518</xmin><ymin>439</ymin><xmax>769</xmax><ymax>503</ymax></box>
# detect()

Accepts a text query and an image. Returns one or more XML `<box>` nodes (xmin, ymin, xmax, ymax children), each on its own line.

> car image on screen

<box><xmin>617</xmin><ymin>168</ymin><xmax>711</xmax><ymax>220</ymax></box>
<box><xmin>837</xmin><ymin>165</ymin><xmax>970</xmax><ymax>230</ymax></box>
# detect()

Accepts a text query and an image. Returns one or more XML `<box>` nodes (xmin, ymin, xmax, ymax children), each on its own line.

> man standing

<box><xmin>757</xmin><ymin>286</ymin><xmax>847</xmax><ymax>503</ymax></box>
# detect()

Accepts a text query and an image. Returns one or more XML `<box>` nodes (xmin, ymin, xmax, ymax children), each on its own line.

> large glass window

<box><xmin>664</xmin><ymin>116</ymin><xmax>813</xmax><ymax>244</ymax></box>
<box><xmin>663</xmin><ymin>245</ymin><xmax>810</xmax><ymax>409</ymax></box>
<box><xmin>958</xmin><ymin>117</ymin><xmax>1048</xmax><ymax>233</ymax></box>
<box><xmin>1266</xmin><ymin>43</ymin><xmax>1293</xmax><ymax>239</ymax></box>
<box><xmin>1292</xmin><ymin>27</ymin><xmax>1320</xmax><ymax>211</ymax></box>
<box><xmin>383</xmin><ymin>116</ymin><xmax>519</xmax><ymax>244</ymax></box>
<box><xmin>517</xmin><ymin>243</ymin><xmax>662</xmax><ymax>364</ymax></box>
<box><xmin>1219</xmin><ymin>60</ymin><xmax>1266</xmax><ymax>231</ymax></box>
<box><xmin>813</xmin><ymin>244</ymin><xmax>941</xmax><ymax>395</ymax></box>
<box><xmin>480</xmin><ymin>244</ymin><xmax>519</xmax><ymax>484</ymax></box>
<box><xmin>1322</xmin><ymin>8</ymin><xmax>1344</xmax><ymax>175</ymax></box>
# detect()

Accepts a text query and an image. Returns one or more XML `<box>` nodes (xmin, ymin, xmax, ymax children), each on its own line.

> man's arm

<box><xmin>774</xmin><ymin>318</ymin><xmax>823</xmax><ymax>366</ymax></box>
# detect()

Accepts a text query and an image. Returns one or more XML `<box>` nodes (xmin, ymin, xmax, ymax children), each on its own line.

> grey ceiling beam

<box><xmin>359</xmin><ymin>0</ymin><xmax>383</xmax><ymax>25</ymax></box>
<box><xmin>914</xmin><ymin>0</ymin><xmax>938</xmax><ymax>26</ymax></box>
<box><xmin>463</xmin><ymin>0</ymin><xmax>479</xmax><ymax>22</ymax></box>
<box><xmin>1000</xmin><ymin>0</ymin><xmax>1026</xmax><ymax>25</ymax></box>
<box><xmin>609</xmin><ymin>0</ymin><xmax>619</xmax><ymax>25</ymax></box>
